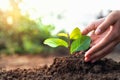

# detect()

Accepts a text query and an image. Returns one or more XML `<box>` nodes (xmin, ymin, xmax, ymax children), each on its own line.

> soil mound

<box><xmin>0</xmin><ymin>52</ymin><xmax>120</xmax><ymax>80</ymax></box>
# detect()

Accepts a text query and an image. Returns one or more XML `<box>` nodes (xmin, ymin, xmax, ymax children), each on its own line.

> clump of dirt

<box><xmin>0</xmin><ymin>52</ymin><xmax>120</xmax><ymax>80</ymax></box>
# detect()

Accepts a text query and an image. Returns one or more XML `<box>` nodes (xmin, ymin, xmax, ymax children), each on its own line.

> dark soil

<box><xmin>0</xmin><ymin>52</ymin><xmax>120</xmax><ymax>80</ymax></box>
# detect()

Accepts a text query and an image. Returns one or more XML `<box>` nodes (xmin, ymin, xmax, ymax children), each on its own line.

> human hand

<box><xmin>82</xmin><ymin>11</ymin><xmax>120</xmax><ymax>63</ymax></box>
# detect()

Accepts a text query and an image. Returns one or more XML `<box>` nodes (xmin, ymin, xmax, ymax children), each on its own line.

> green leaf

<box><xmin>44</xmin><ymin>38</ymin><xmax>68</xmax><ymax>48</ymax></box>
<box><xmin>57</xmin><ymin>33</ymin><xmax>68</xmax><ymax>38</ymax></box>
<box><xmin>70</xmin><ymin>27</ymin><xmax>81</xmax><ymax>39</ymax></box>
<box><xmin>70</xmin><ymin>36</ymin><xmax>91</xmax><ymax>54</ymax></box>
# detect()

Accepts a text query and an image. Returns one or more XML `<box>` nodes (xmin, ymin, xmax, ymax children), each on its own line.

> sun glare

<box><xmin>0</xmin><ymin>0</ymin><xmax>120</xmax><ymax>32</ymax></box>
<box><xmin>7</xmin><ymin>16</ymin><xmax>13</xmax><ymax>25</ymax></box>
<box><xmin>0</xmin><ymin>0</ymin><xmax>11</xmax><ymax>11</ymax></box>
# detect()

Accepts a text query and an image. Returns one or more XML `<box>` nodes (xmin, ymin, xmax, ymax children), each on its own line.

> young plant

<box><xmin>43</xmin><ymin>27</ymin><xmax>91</xmax><ymax>54</ymax></box>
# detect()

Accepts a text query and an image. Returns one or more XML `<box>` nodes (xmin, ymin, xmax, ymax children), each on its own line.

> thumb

<box><xmin>95</xmin><ymin>11</ymin><xmax>117</xmax><ymax>35</ymax></box>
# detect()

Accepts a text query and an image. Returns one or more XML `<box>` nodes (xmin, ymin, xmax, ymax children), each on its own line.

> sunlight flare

<box><xmin>7</xmin><ymin>16</ymin><xmax>13</xmax><ymax>25</ymax></box>
<box><xmin>0</xmin><ymin>0</ymin><xmax>11</xmax><ymax>11</ymax></box>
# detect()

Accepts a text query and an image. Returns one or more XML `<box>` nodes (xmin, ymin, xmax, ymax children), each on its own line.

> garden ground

<box><xmin>0</xmin><ymin>45</ymin><xmax>120</xmax><ymax>80</ymax></box>
<box><xmin>0</xmin><ymin>48</ymin><xmax>120</xmax><ymax>71</ymax></box>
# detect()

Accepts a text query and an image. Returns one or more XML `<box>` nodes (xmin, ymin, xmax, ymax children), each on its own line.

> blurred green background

<box><xmin>0</xmin><ymin>0</ymin><xmax>58</xmax><ymax>55</ymax></box>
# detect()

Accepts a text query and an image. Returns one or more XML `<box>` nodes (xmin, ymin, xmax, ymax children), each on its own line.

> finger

<box><xmin>90</xmin><ymin>39</ymin><xmax>118</xmax><ymax>63</ymax></box>
<box><xmin>90</xmin><ymin>40</ymin><xmax>98</xmax><ymax>47</ymax></box>
<box><xmin>89</xmin><ymin>31</ymin><xmax>100</xmax><ymax>40</ymax></box>
<box><xmin>90</xmin><ymin>34</ymin><xmax>100</xmax><ymax>47</ymax></box>
<box><xmin>89</xmin><ymin>31</ymin><xmax>101</xmax><ymax>47</ymax></box>
<box><xmin>85</xmin><ymin>26</ymin><xmax>114</xmax><ymax>58</ymax></box>
<box><xmin>95</xmin><ymin>12</ymin><xmax>118</xmax><ymax>35</ymax></box>
<box><xmin>82</xmin><ymin>18</ymin><xmax>104</xmax><ymax>35</ymax></box>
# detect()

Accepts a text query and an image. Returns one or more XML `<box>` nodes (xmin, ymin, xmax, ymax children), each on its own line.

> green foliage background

<box><xmin>0</xmin><ymin>0</ymin><xmax>56</xmax><ymax>54</ymax></box>
<box><xmin>0</xmin><ymin>15</ymin><xmax>55</xmax><ymax>54</ymax></box>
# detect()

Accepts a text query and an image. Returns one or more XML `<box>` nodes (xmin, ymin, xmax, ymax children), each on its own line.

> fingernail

<box><xmin>84</xmin><ymin>52</ymin><xmax>88</xmax><ymax>57</ymax></box>
<box><xmin>84</xmin><ymin>52</ymin><xmax>90</xmax><ymax>58</ymax></box>
<box><xmin>84</xmin><ymin>57</ymin><xmax>90</xmax><ymax>62</ymax></box>
<box><xmin>95</xmin><ymin>29</ymin><xmax>101</xmax><ymax>34</ymax></box>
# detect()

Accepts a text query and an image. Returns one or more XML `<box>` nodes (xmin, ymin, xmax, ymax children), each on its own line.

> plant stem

<box><xmin>67</xmin><ymin>33</ymin><xmax>71</xmax><ymax>53</ymax></box>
